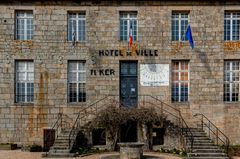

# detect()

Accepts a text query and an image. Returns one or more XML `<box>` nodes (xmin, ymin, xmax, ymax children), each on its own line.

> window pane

<box><xmin>69</xmin><ymin>83</ymin><xmax>77</xmax><ymax>102</ymax></box>
<box><xmin>79</xmin><ymin>83</ymin><xmax>86</xmax><ymax>102</ymax></box>
<box><xmin>68</xmin><ymin>12</ymin><xmax>86</xmax><ymax>41</ymax></box>
<box><xmin>224</xmin><ymin>61</ymin><xmax>240</xmax><ymax>102</ymax></box>
<box><xmin>224</xmin><ymin>12</ymin><xmax>240</xmax><ymax>41</ymax></box>
<box><xmin>172</xmin><ymin>83</ymin><xmax>179</xmax><ymax>102</ymax></box>
<box><xmin>172</xmin><ymin>61</ymin><xmax>189</xmax><ymax>102</ymax></box>
<box><xmin>119</xmin><ymin>12</ymin><xmax>137</xmax><ymax>42</ymax></box>
<box><xmin>16</xmin><ymin>61</ymin><xmax>34</xmax><ymax>103</ymax></box>
<box><xmin>68</xmin><ymin>61</ymin><xmax>86</xmax><ymax>103</ymax></box>
<box><xmin>15</xmin><ymin>11</ymin><xmax>33</xmax><ymax>40</ymax></box>
<box><xmin>172</xmin><ymin>12</ymin><xmax>189</xmax><ymax>41</ymax></box>
<box><xmin>78</xmin><ymin>72</ymin><xmax>86</xmax><ymax>82</ymax></box>
<box><xmin>69</xmin><ymin>62</ymin><xmax>77</xmax><ymax>71</ymax></box>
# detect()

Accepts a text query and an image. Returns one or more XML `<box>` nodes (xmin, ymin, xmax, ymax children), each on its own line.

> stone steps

<box><xmin>187</xmin><ymin>145</ymin><xmax>220</xmax><ymax>149</ymax></box>
<box><xmin>44</xmin><ymin>128</ymin><xmax>79</xmax><ymax>158</ymax></box>
<box><xmin>192</xmin><ymin>149</ymin><xmax>224</xmax><ymax>153</ymax></box>
<box><xmin>188</xmin><ymin>152</ymin><xmax>227</xmax><ymax>157</ymax></box>
<box><xmin>185</xmin><ymin>128</ymin><xmax>229</xmax><ymax>159</ymax></box>
<box><xmin>186</xmin><ymin>157</ymin><xmax>229</xmax><ymax>159</ymax></box>
<box><xmin>51</xmin><ymin>144</ymin><xmax>69</xmax><ymax>148</ymax></box>
<box><xmin>190</xmin><ymin>143</ymin><xmax>215</xmax><ymax>146</ymax></box>
<box><xmin>45</xmin><ymin>151</ymin><xmax>76</xmax><ymax>158</ymax></box>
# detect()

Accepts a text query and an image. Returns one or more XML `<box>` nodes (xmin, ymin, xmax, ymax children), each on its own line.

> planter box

<box><xmin>0</xmin><ymin>144</ymin><xmax>17</xmax><ymax>150</ymax></box>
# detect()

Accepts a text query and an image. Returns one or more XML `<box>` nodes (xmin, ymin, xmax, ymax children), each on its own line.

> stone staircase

<box><xmin>185</xmin><ymin>128</ymin><xmax>229</xmax><ymax>159</ymax></box>
<box><xmin>43</xmin><ymin>96</ymin><xmax>230</xmax><ymax>159</ymax></box>
<box><xmin>45</xmin><ymin>129</ymin><xmax>78</xmax><ymax>157</ymax></box>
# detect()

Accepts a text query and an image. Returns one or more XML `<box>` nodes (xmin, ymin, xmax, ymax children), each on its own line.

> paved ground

<box><xmin>0</xmin><ymin>150</ymin><xmax>239</xmax><ymax>159</ymax></box>
<box><xmin>0</xmin><ymin>150</ymin><xmax>183</xmax><ymax>159</ymax></box>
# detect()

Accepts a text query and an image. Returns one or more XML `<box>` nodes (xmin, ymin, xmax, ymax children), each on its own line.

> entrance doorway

<box><xmin>120</xmin><ymin>61</ymin><xmax>138</xmax><ymax>108</ymax></box>
<box><xmin>119</xmin><ymin>61</ymin><xmax>138</xmax><ymax>142</ymax></box>
<box><xmin>120</xmin><ymin>120</ymin><xmax>137</xmax><ymax>142</ymax></box>
<box><xmin>43</xmin><ymin>129</ymin><xmax>55</xmax><ymax>152</ymax></box>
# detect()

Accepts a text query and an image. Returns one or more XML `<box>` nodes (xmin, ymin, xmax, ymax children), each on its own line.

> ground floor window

<box><xmin>68</xmin><ymin>61</ymin><xmax>86</xmax><ymax>103</ymax></box>
<box><xmin>224</xmin><ymin>61</ymin><xmax>240</xmax><ymax>102</ymax></box>
<box><xmin>15</xmin><ymin>61</ymin><xmax>34</xmax><ymax>103</ymax></box>
<box><xmin>172</xmin><ymin>61</ymin><xmax>189</xmax><ymax>102</ymax></box>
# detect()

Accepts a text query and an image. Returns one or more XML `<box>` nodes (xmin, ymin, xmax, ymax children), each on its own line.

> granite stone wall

<box><xmin>0</xmin><ymin>0</ymin><xmax>240</xmax><ymax>146</ymax></box>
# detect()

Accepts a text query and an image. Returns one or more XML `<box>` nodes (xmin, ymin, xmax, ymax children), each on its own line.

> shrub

<box><xmin>75</xmin><ymin>147</ymin><xmax>108</xmax><ymax>155</ymax></box>
<box><xmin>159</xmin><ymin>147</ymin><xmax>165</xmax><ymax>153</ymax></box>
<box><xmin>158</xmin><ymin>147</ymin><xmax>187</xmax><ymax>157</ymax></box>
<box><xmin>228</xmin><ymin>145</ymin><xmax>240</xmax><ymax>157</ymax></box>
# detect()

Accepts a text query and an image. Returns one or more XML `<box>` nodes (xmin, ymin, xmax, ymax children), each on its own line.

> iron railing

<box><xmin>68</xmin><ymin>95</ymin><xmax>194</xmax><ymax>151</ymax></box>
<box><xmin>44</xmin><ymin>113</ymin><xmax>63</xmax><ymax>153</ymax></box>
<box><xmin>68</xmin><ymin>95</ymin><xmax>120</xmax><ymax>150</ymax></box>
<box><xmin>138</xmin><ymin>95</ymin><xmax>194</xmax><ymax>151</ymax></box>
<box><xmin>194</xmin><ymin>113</ymin><xmax>230</xmax><ymax>154</ymax></box>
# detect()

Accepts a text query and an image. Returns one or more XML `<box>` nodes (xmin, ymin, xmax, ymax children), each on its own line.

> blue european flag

<box><xmin>185</xmin><ymin>25</ymin><xmax>194</xmax><ymax>49</ymax></box>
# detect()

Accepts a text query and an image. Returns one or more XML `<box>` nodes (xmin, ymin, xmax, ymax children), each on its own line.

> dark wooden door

<box><xmin>43</xmin><ymin>129</ymin><xmax>55</xmax><ymax>152</ymax></box>
<box><xmin>120</xmin><ymin>61</ymin><xmax>138</xmax><ymax>107</ymax></box>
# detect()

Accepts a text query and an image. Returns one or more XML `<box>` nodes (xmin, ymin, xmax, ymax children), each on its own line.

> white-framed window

<box><xmin>15</xmin><ymin>61</ymin><xmax>34</xmax><ymax>103</ymax></box>
<box><xmin>171</xmin><ymin>12</ymin><xmax>189</xmax><ymax>41</ymax></box>
<box><xmin>68</xmin><ymin>12</ymin><xmax>86</xmax><ymax>42</ymax></box>
<box><xmin>224</xmin><ymin>61</ymin><xmax>240</xmax><ymax>102</ymax></box>
<box><xmin>119</xmin><ymin>11</ymin><xmax>137</xmax><ymax>41</ymax></box>
<box><xmin>172</xmin><ymin>61</ymin><xmax>189</xmax><ymax>102</ymax></box>
<box><xmin>15</xmin><ymin>10</ymin><xmax>33</xmax><ymax>40</ymax></box>
<box><xmin>68</xmin><ymin>61</ymin><xmax>86</xmax><ymax>103</ymax></box>
<box><xmin>224</xmin><ymin>12</ymin><xmax>240</xmax><ymax>41</ymax></box>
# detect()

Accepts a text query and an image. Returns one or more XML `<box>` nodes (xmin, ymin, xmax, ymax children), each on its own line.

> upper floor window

<box><xmin>68</xmin><ymin>61</ymin><xmax>86</xmax><ymax>103</ymax></box>
<box><xmin>68</xmin><ymin>12</ymin><xmax>86</xmax><ymax>42</ymax></box>
<box><xmin>172</xmin><ymin>61</ymin><xmax>189</xmax><ymax>102</ymax></box>
<box><xmin>15</xmin><ymin>11</ymin><xmax>33</xmax><ymax>40</ymax></box>
<box><xmin>119</xmin><ymin>12</ymin><xmax>137</xmax><ymax>42</ymax></box>
<box><xmin>15</xmin><ymin>61</ymin><xmax>34</xmax><ymax>103</ymax></box>
<box><xmin>224</xmin><ymin>61</ymin><xmax>240</xmax><ymax>102</ymax></box>
<box><xmin>171</xmin><ymin>12</ymin><xmax>189</xmax><ymax>41</ymax></box>
<box><xmin>224</xmin><ymin>12</ymin><xmax>240</xmax><ymax>41</ymax></box>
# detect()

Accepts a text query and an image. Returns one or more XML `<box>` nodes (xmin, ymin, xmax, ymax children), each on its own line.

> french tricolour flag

<box><xmin>129</xmin><ymin>24</ymin><xmax>133</xmax><ymax>48</ymax></box>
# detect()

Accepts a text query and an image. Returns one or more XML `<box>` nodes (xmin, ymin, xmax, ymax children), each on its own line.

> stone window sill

<box><xmin>171</xmin><ymin>102</ymin><xmax>190</xmax><ymax>107</ymax></box>
<box><xmin>224</xmin><ymin>102</ymin><xmax>240</xmax><ymax>107</ymax></box>
<box><xmin>67</xmin><ymin>102</ymin><xmax>86</xmax><ymax>107</ymax></box>
<box><xmin>13</xmin><ymin>103</ymin><xmax>34</xmax><ymax>106</ymax></box>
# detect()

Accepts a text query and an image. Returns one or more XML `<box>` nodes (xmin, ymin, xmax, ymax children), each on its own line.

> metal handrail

<box><xmin>44</xmin><ymin>113</ymin><xmax>63</xmax><ymax>153</ymax></box>
<box><xmin>194</xmin><ymin>113</ymin><xmax>230</xmax><ymax>154</ymax></box>
<box><xmin>68</xmin><ymin>95</ymin><xmax>113</xmax><ymax>149</ymax></box>
<box><xmin>68</xmin><ymin>95</ymin><xmax>194</xmax><ymax>151</ymax></box>
<box><xmin>142</xmin><ymin>95</ymin><xmax>194</xmax><ymax>151</ymax></box>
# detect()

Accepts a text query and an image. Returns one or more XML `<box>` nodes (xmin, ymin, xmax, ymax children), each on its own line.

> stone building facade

<box><xmin>0</xmin><ymin>0</ymin><xmax>240</xmax><ymax>148</ymax></box>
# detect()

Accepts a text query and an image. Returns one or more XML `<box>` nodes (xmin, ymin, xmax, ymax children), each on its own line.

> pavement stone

<box><xmin>0</xmin><ymin>150</ymin><xmax>182</xmax><ymax>159</ymax></box>
<box><xmin>0</xmin><ymin>150</ymin><xmax>239</xmax><ymax>159</ymax></box>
